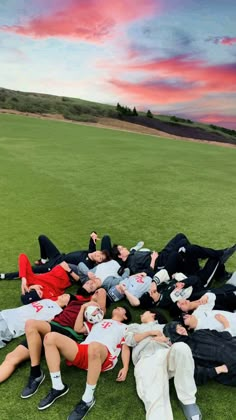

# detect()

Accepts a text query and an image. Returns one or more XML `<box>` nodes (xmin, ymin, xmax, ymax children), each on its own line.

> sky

<box><xmin>0</xmin><ymin>0</ymin><xmax>236</xmax><ymax>129</ymax></box>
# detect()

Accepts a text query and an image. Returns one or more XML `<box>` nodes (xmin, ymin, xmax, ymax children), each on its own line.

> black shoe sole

<box><xmin>38</xmin><ymin>386</ymin><xmax>69</xmax><ymax>410</ymax></box>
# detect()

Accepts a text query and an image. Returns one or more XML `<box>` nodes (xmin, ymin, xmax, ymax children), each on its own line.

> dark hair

<box><xmin>101</xmin><ymin>249</ymin><xmax>111</xmax><ymax>262</ymax></box>
<box><xmin>76</xmin><ymin>285</ymin><xmax>94</xmax><ymax>297</ymax></box>
<box><xmin>163</xmin><ymin>321</ymin><xmax>187</xmax><ymax>343</ymax></box>
<box><xmin>122</xmin><ymin>306</ymin><xmax>132</xmax><ymax>324</ymax></box>
<box><xmin>111</xmin><ymin>244</ymin><xmax>120</xmax><ymax>260</ymax></box>
<box><xmin>151</xmin><ymin>309</ymin><xmax>168</xmax><ymax>325</ymax></box>
<box><xmin>139</xmin><ymin>292</ymin><xmax>155</xmax><ymax>309</ymax></box>
<box><xmin>68</xmin><ymin>294</ymin><xmax>77</xmax><ymax>304</ymax></box>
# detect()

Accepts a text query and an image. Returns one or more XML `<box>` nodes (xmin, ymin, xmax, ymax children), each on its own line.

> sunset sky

<box><xmin>0</xmin><ymin>0</ymin><xmax>236</xmax><ymax>128</ymax></box>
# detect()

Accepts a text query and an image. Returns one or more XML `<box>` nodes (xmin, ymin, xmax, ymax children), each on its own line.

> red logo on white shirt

<box><xmin>101</xmin><ymin>321</ymin><xmax>113</xmax><ymax>329</ymax></box>
<box><xmin>32</xmin><ymin>302</ymin><xmax>44</xmax><ymax>312</ymax></box>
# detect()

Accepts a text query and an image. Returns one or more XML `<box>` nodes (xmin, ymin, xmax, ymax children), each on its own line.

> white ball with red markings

<box><xmin>84</xmin><ymin>305</ymin><xmax>104</xmax><ymax>324</ymax></box>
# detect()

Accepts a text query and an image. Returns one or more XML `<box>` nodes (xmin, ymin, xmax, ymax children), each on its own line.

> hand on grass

<box><xmin>116</xmin><ymin>367</ymin><xmax>128</xmax><ymax>382</ymax></box>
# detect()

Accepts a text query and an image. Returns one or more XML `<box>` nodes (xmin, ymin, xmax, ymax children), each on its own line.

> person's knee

<box><xmin>5</xmin><ymin>350</ymin><xmax>22</xmax><ymax>367</ymax></box>
<box><xmin>88</xmin><ymin>343</ymin><xmax>103</xmax><ymax>360</ymax></box>
<box><xmin>25</xmin><ymin>319</ymin><xmax>38</xmax><ymax>334</ymax></box>
<box><xmin>172</xmin><ymin>342</ymin><xmax>191</xmax><ymax>359</ymax></box>
<box><xmin>43</xmin><ymin>332</ymin><xmax>58</xmax><ymax>346</ymax></box>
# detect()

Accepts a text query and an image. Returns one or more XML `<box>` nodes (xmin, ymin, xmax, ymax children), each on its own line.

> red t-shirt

<box><xmin>27</xmin><ymin>265</ymin><xmax>72</xmax><ymax>299</ymax></box>
<box><xmin>52</xmin><ymin>295</ymin><xmax>91</xmax><ymax>328</ymax></box>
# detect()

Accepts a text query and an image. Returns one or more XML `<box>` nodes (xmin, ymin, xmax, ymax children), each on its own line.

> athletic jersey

<box><xmin>1</xmin><ymin>299</ymin><xmax>62</xmax><ymax>337</ymax></box>
<box><xmin>122</xmin><ymin>275</ymin><xmax>152</xmax><ymax>298</ymax></box>
<box><xmin>81</xmin><ymin>319</ymin><xmax>127</xmax><ymax>358</ymax></box>
<box><xmin>52</xmin><ymin>296</ymin><xmax>90</xmax><ymax>328</ymax></box>
<box><xmin>95</xmin><ymin>260</ymin><xmax>120</xmax><ymax>283</ymax></box>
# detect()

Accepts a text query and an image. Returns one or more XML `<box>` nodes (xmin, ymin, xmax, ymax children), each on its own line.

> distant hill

<box><xmin>0</xmin><ymin>87</ymin><xmax>235</xmax><ymax>145</ymax></box>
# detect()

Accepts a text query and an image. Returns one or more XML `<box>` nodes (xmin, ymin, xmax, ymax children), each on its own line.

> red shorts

<box><xmin>66</xmin><ymin>343</ymin><xmax>117</xmax><ymax>372</ymax></box>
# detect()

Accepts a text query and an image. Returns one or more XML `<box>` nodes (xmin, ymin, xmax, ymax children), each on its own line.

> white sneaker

<box><xmin>130</xmin><ymin>241</ymin><xmax>145</xmax><ymax>251</ymax></box>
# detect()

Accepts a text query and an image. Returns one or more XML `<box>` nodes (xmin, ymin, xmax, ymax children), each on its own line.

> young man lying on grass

<box><xmin>112</xmin><ymin>233</ymin><xmax>235</xmax><ymax>283</ymax></box>
<box><xmin>1</xmin><ymin>232</ymin><xmax>111</xmax><ymax>280</ymax></box>
<box><xmin>21</xmin><ymin>303</ymin><xmax>132</xmax><ymax>420</ymax></box>
<box><xmin>124</xmin><ymin>309</ymin><xmax>202</xmax><ymax>420</ymax></box>
<box><xmin>0</xmin><ymin>293</ymin><xmax>75</xmax><ymax>348</ymax></box>
<box><xmin>0</xmin><ymin>289</ymin><xmax>106</xmax><ymax>383</ymax></box>
<box><xmin>163</xmin><ymin>319</ymin><xmax>236</xmax><ymax>387</ymax></box>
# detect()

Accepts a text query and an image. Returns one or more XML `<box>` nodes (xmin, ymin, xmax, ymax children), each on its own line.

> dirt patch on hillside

<box><xmin>1</xmin><ymin>108</ymin><xmax>235</xmax><ymax>148</ymax></box>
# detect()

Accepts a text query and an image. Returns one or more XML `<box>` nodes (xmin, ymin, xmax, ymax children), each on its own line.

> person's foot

<box><xmin>38</xmin><ymin>385</ymin><xmax>69</xmax><ymax>410</ymax></box>
<box><xmin>21</xmin><ymin>371</ymin><xmax>45</xmax><ymax>398</ymax></box>
<box><xmin>220</xmin><ymin>245</ymin><xmax>236</xmax><ymax>265</ymax></box>
<box><xmin>180</xmin><ymin>402</ymin><xmax>202</xmax><ymax>420</ymax></box>
<box><xmin>67</xmin><ymin>399</ymin><xmax>95</xmax><ymax>420</ymax></box>
<box><xmin>0</xmin><ymin>273</ymin><xmax>5</xmax><ymax>280</ymax></box>
<box><xmin>130</xmin><ymin>241</ymin><xmax>144</xmax><ymax>252</ymax></box>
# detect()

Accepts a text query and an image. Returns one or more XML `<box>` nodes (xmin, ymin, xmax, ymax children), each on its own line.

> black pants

<box><xmin>3</xmin><ymin>234</ymin><xmax>112</xmax><ymax>280</ymax></box>
<box><xmin>156</xmin><ymin>233</ymin><xmax>223</xmax><ymax>284</ymax></box>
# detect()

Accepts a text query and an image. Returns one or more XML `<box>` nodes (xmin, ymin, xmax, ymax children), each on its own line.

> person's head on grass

<box><xmin>177</xmin><ymin>298</ymin><xmax>192</xmax><ymax>312</ymax></box>
<box><xmin>112</xmin><ymin>306</ymin><xmax>132</xmax><ymax>324</ymax></box>
<box><xmin>139</xmin><ymin>281</ymin><xmax>161</xmax><ymax>309</ymax></box>
<box><xmin>140</xmin><ymin>309</ymin><xmax>167</xmax><ymax>325</ymax></box>
<box><xmin>112</xmin><ymin>244</ymin><xmax>130</xmax><ymax>261</ymax></box>
<box><xmin>90</xmin><ymin>249</ymin><xmax>111</xmax><ymax>264</ymax></box>
<box><xmin>163</xmin><ymin>321</ymin><xmax>188</xmax><ymax>343</ymax></box>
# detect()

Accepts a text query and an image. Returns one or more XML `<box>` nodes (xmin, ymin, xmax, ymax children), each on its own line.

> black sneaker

<box><xmin>220</xmin><ymin>245</ymin><xmax>236</xmax><ymax>265</ymax></box>
<box><xmin>67</xmin><ymin>399</ymin><xmax>96</xmax><ymax>420</ymax></box>
<box><xmin>38</xmin><ymin>385</ymin><xmax>69</xmax><ymax>410</ymax></box>
<box><xmin>21</xmin><ymin>371</ymin><xmax>45</xmax><ymax>398</ymax></box>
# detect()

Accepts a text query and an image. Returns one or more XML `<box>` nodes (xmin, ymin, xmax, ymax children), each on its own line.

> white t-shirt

<box><xmin>194</xmin><ymin>304</ymin><xmax>236</xmax><ymax>336</ymax></box>
<box><xmin>122</xmin><ymin>275</ymin><xmax>152</xmax><ymax>298</ymax></box>
<box><xmin>81</xmin><ymin>319</ymin><xmax>127</xmax><ymax>359</ymax></box>
<box><xmin>1</xmin><ymin>299</ymin><xmax>62</xmax><ymax>337</ymax></box>
<box><xmin>95</xmin><ymin>260</ymin><xmax>120</xmax><ymax>283</ymax></box>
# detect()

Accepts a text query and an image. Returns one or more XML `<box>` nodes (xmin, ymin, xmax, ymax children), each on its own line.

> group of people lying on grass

<box><xmin>0</xmin><ymin>231</ymin><xmax>236</xmax><ymax>420</ymax></box>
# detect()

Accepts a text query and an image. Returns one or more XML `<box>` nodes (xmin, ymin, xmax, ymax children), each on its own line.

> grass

<box><xmin>0</xmin><ymin>113</ymin><xmax>236</xmax><ymax>420</ymax></box>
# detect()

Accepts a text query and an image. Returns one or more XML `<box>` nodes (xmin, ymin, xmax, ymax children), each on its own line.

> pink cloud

<box><xmin>207</xmin><ymin>36</ymin><xmax>236</xmax><ymax>46</ymax></box>
<box><xmin>0</xmin><ymin>0</ymin><xmax>158</xmax><ymax>42</ymax></box>
<box><xmin>109</xmin><ymin>78</ymin><xmax>204</xmax><ymax>104</ymax></box>
<box><xmin>197</xmin><ymin>114</ymin><xmax>236</xmax><ymax>130</ymax></box>
<box><xmin>126</xmin><ymin>56</ymin><xmax>236</xmax><ymax>92</ymax></box>
<box><xmin>108</xmin><ymin>56</ymin><xmax>236</xmax><ymax>106</ymax></box>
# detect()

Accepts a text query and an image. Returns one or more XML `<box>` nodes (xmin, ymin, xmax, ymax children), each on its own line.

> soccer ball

<box><xmin>84</xmin><ymin>305</ymin><xmax>104</xmax><ymax>324</ymax></box>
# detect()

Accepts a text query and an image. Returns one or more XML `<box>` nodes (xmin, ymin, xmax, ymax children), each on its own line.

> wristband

<box><xmin>69</xmin><ymin>269</ymin><xmax>73</xmax><ymax>274</ymax></box>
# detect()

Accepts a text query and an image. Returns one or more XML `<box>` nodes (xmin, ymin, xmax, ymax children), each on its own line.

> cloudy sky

<box><xmin>0</xmin><ymin>0</ymin><xmax>236</xmax><ymax>128</ymax></box>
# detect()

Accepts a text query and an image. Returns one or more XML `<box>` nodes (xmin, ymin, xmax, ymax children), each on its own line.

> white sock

<box><xmin>82</xmin><ymin>383</ymin><xmax>96</xmax><ymax>403</ymax></box>
<box><xmin>41</xmin><ymin>258</ymin><xmax>47</xmax><ymax>264</ymax></box>
<box><xmin>50</xmin><ymin>371</ymin><xmax>64</xmax><ymax>390</ymax></box>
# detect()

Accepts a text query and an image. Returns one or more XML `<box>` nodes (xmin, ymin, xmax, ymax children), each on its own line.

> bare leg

<box><xmin>87</xmin><ymin>342</ymin><xmax>108</xmax><ymax>385</ymax></box>
<box><xmin>0</xmin><ymin>345</ymin><xmax>29</xmax><ymax>383</ymax></box>
<box><xmin>44</xmin><ymin>332</ymin><xmax>79</xmax><ymax>372</ymax></box>
<box><xmin>25</xmin><ymin>320</ymin><xmax>51</xmax><ymax>366</ymax></box>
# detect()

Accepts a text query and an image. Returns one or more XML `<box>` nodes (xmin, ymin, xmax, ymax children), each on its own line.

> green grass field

<box><xmin>0</xmin><ymin>113</ymin><xmax>236</xmax><ymax>420</ymax></box>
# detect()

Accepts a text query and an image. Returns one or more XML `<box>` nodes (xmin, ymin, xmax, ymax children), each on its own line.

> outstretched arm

<box><xmin>116</xmin><ymin>344</ymin><xmax>130</xmax><ymax>382</ymax></box>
